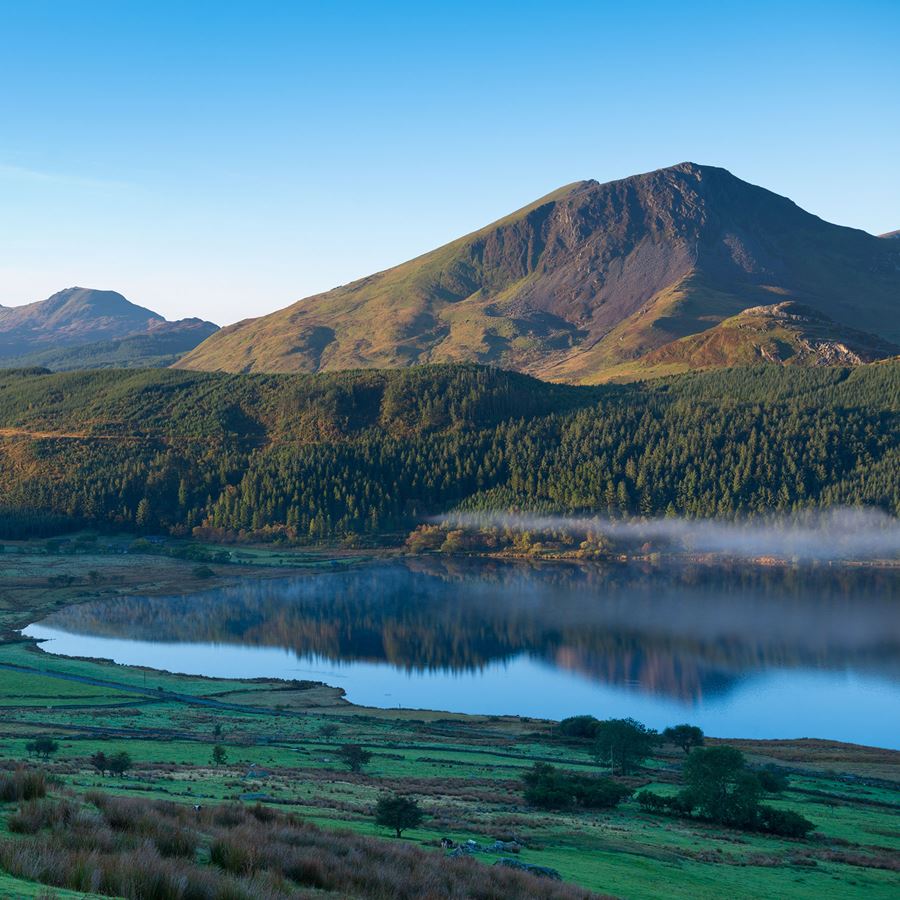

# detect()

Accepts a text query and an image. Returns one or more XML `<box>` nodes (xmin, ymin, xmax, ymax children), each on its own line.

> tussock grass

<box><xmin>0</xmin><ymin>768</ymin><xmax>47</xmax><ymax>802</ymax></box>
<box><xmin>0</xmin><ymin>789</ymin><xmax>606</xmax><ymax>900</ymax></box>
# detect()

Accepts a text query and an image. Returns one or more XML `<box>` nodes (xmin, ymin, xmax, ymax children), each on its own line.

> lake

<box><xmin>24</xmin><ymin>558</ymin><xmax>900</xmax><ymax>748</ymax></box>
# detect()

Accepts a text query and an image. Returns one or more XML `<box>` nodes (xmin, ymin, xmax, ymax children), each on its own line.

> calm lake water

<box><xmin>24</xmin><ymin>559</ymin><xmax>900</xmax><ymax>748</ymax></box>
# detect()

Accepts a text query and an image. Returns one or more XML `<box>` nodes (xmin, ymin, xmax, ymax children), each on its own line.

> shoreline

<box><xmin>14</xmin><ymin>633</ymin><xmax>900</xmax><ymax>762</ymax></box>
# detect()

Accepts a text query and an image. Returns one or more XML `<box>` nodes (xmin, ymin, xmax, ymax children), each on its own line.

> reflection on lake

<box><xmin>24</xmin><ymin>559</ymin><xmax>900</xmax><ymax>747</ymax></box>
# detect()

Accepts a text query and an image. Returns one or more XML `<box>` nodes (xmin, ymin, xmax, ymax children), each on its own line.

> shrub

<box><xmin>25</xmin><ymin>738</ymin><xmax>58</xmax><ymax>761</ymax></box>
<box><xmin>211</xmin><ymin>744</ymin><xmax>228</xmax><ymax>767</ymax></box>
<box><xmin>636</xmin><ymin>790</ymin><xmax>668</xmax><ymax>812</ymax></box>
<box><xmin>152</xmin><ymin>823</ymin><xmax>199</xmax><ymax>859</ymax></box>
<box><xmin>556</xmin><ymin>716</ymin><xmax>601</xmax><ymax>740</ymax></box>
<box><xmin>523</xmin><ymin>763</ymin><xmax>632</xmax><ymax>810</ymax></box>
<box><xmin>90</xmin><ymin>750</ymin><xmax>109</xmax><ymax>775</ymax></box>
<box><xmin>639</xmin><ymin>746</ymin><xmax>815</xmax><ymax>837</ymax></box>
<box><xmin>107</xmin><ymin>751</ymin><xmax>132</xmax><ymax>776</ymax></box>
<box><xmin>210</xmin><ymin>833</ymin><xmax>259</xmax><ymax>874</ymax></box>
<box><xmin>757</xmin><ymin>766</ymin><xmax>790</xmax><ymax>793</ymax></box>
<box><xmin>636</xmin><ymin>790</ymin><xmax>694</xmax><ymax>816</ymax></box>
<box><xmin>8</xmin><ymin>799</ymin><xmax>75</xmax><ymax>834</ymax></box>
<box><xmin>250</xmin><ymin>802</ymin><xmax>277</xmax><ymax>823</ymax></box>
<box><xmin>757</xmin><ymin>804</ymin><xmax>815</xmax><ymax>838</ymax></box>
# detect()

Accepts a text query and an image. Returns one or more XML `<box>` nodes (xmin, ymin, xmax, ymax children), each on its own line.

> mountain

<box><xmin>882</xmin><ymin>230</ymin><xmax>900</xmax><ymax>239</ymax></box>
<box><xmin>597</xmin><ymin>301</ymin><xmax>900</xmax><ymax>381</ymax></box>
<box><xmin>175</xmin><ymin>163</ymin><xmax>900</xmax><ymax>381</ymax></box>
<box><xmin>0</xmin><ymin>287</ymin><xmax>218</xmax><ymax>370</ymax></box>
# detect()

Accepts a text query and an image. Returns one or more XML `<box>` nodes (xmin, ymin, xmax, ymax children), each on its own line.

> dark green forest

<box><xmin>0</xmin><ymin>362</ymin><xmax>897</xmax><ymax>541</ymax></box>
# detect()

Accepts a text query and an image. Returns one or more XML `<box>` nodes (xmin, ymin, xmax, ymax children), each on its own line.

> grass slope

<box><xmin>594</xmin><ymin>302</ymin><xmax>900</xmax><ymax>382</ymax></box>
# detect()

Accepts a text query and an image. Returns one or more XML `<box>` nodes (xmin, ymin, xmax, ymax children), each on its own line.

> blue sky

<box><xmin>1</xmin><ymin>0</ymin><xmax>897</xmax><ymax>325</ymax></box>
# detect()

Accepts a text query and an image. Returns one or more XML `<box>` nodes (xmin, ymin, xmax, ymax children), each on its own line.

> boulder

<box><xmin>493</xmin><ymin>858</ymin><xmax>563</xmax><ymax>881</ymax></box>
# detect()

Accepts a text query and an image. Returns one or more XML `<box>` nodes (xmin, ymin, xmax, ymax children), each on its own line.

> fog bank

<box><xmin>443</xmin><ymin>508</ymin><xmax>900</xmax><ymax>560</ymax></box>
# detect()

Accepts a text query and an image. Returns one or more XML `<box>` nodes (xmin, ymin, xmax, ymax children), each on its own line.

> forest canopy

<box><xmin>0</xmin><ymin>362</ymin><xmax>896</xmax><ymax>541</ymax></box>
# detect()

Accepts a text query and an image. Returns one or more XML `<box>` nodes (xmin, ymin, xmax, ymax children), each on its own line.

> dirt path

<box><xmin>0</xmin><ymin>427</ymin><xmax>140</xmax><ymax>440</ymax></box>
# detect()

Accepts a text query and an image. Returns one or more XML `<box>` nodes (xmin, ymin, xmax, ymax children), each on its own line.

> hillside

<box><xmin>596</xmin><ymin>302</ymin><xmax>900</xmax><ymax>381</ymax></box>
<box><xmin>0</xmin><ymin>287</ymin><xmax>218</xmax><ymax>369</ymax></box>
<box><xmin>176</xmin><ymin>163</ymin><xmax>900</xmax><ymax>381</ymax></box>
<box><xmin>0</xmin><ymin>362</ymin><xmax>896</xmax><ymax>540</ymax></box>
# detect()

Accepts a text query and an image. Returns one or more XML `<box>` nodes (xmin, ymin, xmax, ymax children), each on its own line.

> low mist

<box><xmin>443</xmin><ymin>507</ymin><xmax>900</xmax><ymax>561</ymax></box>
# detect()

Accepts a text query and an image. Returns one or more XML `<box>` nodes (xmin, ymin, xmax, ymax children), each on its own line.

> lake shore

<box><xmin>1</xmin><ymin>540</ymin><xmax>899</xmax><ymax>898</ymax></box>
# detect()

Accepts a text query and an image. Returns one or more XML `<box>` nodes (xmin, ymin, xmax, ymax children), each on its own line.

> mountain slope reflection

<box><xmin>31</xmin><ymin>559</ymin><xmax>899</xmax><ymax>704</ymax></box>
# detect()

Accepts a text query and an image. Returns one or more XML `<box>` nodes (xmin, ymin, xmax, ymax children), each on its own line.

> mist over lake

<box><xmin>25</xmin><ymin>559</ymin><xmax>900</xmax><ymax>748</ymax></box>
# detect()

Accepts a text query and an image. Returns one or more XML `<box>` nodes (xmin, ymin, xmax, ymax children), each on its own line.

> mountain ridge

<box><xmin>0</xmin><ymin>287</ymin><xmax>219</xmax><ymax>370</ymax></box>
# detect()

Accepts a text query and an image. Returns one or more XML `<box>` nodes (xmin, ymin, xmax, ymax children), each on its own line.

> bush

<box><xmin>90</xmin><ymin>750</ymin><xmax>109</xmax><ymax>775</ymax></box>
<box><xmin>211</xmin><ymin>744</ymin><xmax>228</xmax><ymax>767</ymax></box>
<box><xmin>7</xmin><ymin>799</ymin><xmax>76</xmax><ymax>834</ymax></box>
<box><xmin>523</xmin><ymin>763</ymin><xmax>632</xmax><ymax>810</ymax></box>
<box><xmin>152</xmin><ymin>823</ymin><xmax>200</xmax><ymax>859</ymax></box>
<box><xmin>757</xmin><ymin>804</ymin><xmax>815</xmax><ymax>838</ymax></box>
<box><xmin>636</xmin><ymin>790</ymin><xmax>695</xmax><ymax>816</ymax></box>
<box><xmin>636</xmin><ymin>790</ymin><xmax>668</xmax><ymax>812</ymax></box>
<box><xmin>556</xmin><ymin>716</ymin><xmax>601</xmax><ymax>740</ymax></box>
<box><xmin>107</xmin><ymin>751</ymin><xmax>132</xmax><ymax>776</ymax></box>
<box><xmin>682</xmin><ymin>746</ymin><xmax>762</xmax><ymax>827</ymax></box>
<box><xmin>25</xmin><ymin>738</ymin><xmax>58</xmax><ymax>760</ymax></box>
<box><xmin>210</xmin><ymin>833</ymin><xmax>259</xmax><ymax>874</ymax></box>
<box><xmin>757</xmin><ymin>766</ymin><xmax>790</xmax><ymax>793</ymax></box>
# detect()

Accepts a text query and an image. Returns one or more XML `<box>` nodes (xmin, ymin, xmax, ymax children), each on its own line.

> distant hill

<box><xmin>0</xmin><ymin>287</ymin><xmax>218</xmax><ymax>370</ymax></box>
<box><xmin>176</xmin><ymin>163</ymin><xmax>900</xmax><ymax>381</ymax></box>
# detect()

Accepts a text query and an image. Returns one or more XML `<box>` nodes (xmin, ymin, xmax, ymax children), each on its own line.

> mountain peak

<box><xmin>176</xmin><ymin>165</ymin><xmax>900</xmax><ymax>381</ymax></box>
<box><xmin>0</xmin><ymin>287</ymin><xmax>218</xmax><ymax>369</ymax></box>
<box><xmin>39</xmin><ymin>287</ymin><xmax>164</xmax><ymax>321</ymax></box>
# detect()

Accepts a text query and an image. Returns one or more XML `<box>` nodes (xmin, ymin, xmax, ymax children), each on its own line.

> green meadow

<box><xmin>0</xmin><ymin>545</ymin><xmax>897</xmax><ymax>899</ymax></box>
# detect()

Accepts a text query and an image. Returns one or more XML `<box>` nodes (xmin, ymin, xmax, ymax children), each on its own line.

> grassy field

<box><xmin>0</xmin><ymin>543</ymin><xmax>897</xmax><ymax>898</ymax></box>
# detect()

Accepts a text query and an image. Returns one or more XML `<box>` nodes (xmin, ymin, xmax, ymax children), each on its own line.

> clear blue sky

<box><xmin>1</xmin><ymin>0</ymin><xmax>897</xmax><ymax>325</ymax></box>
